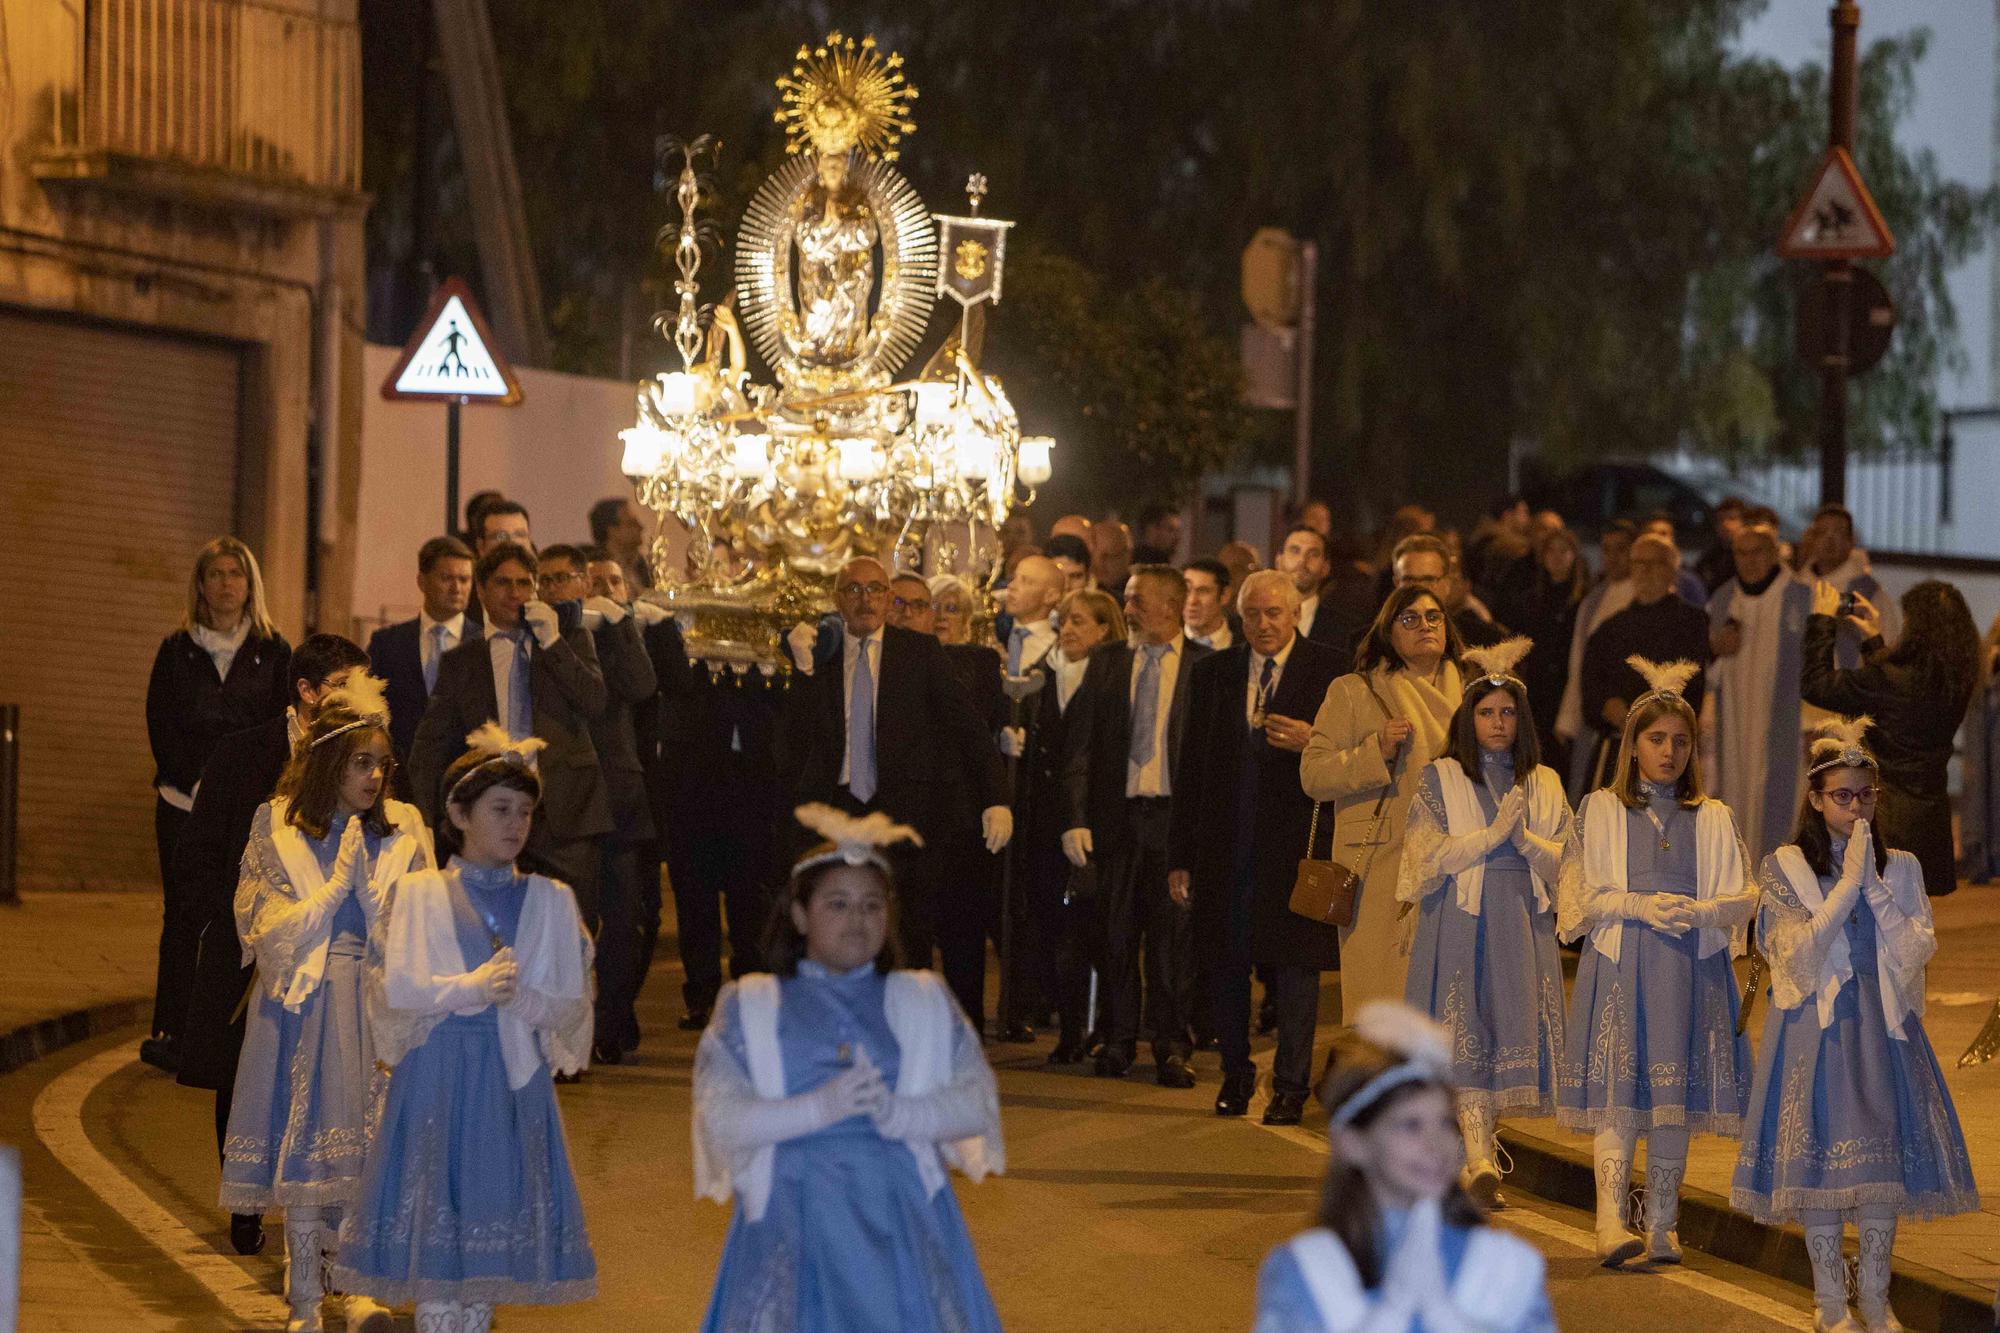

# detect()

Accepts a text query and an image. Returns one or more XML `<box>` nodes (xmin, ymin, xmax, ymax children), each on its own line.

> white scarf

<box><xmin>726</xmin><ymin>969</ymin><xmax>1000</xmax><ymax>1223</ymax></box>
<box><xmin>191</xmin><ymin>616</ymin><xmax>252</xmax><ymax>678</ymax></box>
<box><xmin>1285</xmin><ymin>1225</ymin><xmax>1546</xmax><ymax>1332</ymax></box>
<box><xmin>259</xmin><ymin>798</ymin><xmax>429</xmax><ymax>1010</ymax></box>
<box><xmin>1579</xmin><ymin>788</ymin><xmax>1743</xmax><ymax>965</ymax></box>
<box><xmin>1432</xmin><ymin>761</ymin><xmax>1564</xmax><ymax>915</ymax></box>
<box><xmin>1771</xmin><ymin>845</ymin><xmax>1924</xmax><ymax>1039</ymax></box>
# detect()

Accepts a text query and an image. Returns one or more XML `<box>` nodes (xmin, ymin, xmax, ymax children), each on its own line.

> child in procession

<box><xmin>1556</xmin><ymin>657</ymin><xmax>1758</xmax><ymax>1267</ymax></box>
<box><xmin>334</xmin><ymin>726</ymin><xmax>597</xmax><ymax>1332</ymax></box>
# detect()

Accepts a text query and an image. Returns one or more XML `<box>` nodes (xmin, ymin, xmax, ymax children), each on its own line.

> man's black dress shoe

<box><xmin>229</xmin><ymin>1212</ymin><xmax>265</xmax><ymax>1256</ymax></box>
<box><xmin>139</xmin><ymin>1034</ymin><xmax>180</xmax><ymax>1074</ymax></box>
<box><xmin>1000</xmin><ymin>1020</ymin><xmax>1037</xmax><ymax>1044</ymax></box>
<box><xmin>1156</xmin><ymin>1054</ymin><xmax>1197</xmax><ymax>1089</ymax></box>
<box><xmin>1262</xmin><ymin>1090</ymin><xmax>1308</xmax><ymax>1125</ymax></box>
<box><xmin>677</xmin><ymin>1009</ymin><xmax>711</xmax><ymax>1032</ymax></box>
<box><xmin>1214</xmin><ymin>1071</ymin><xmax>1256</xmax><ymax>1116</ymax></box>
<box><xmin>1194</xmin><ymin>1032</ymin><xmax>1221</xmax><ymax>1052</ymax></box>
<box><xmin>1049</xmin><ymin>1037</ymin><xmax>1086</xmax><ymax>1064</ymax></box>
<box><xmin>1094</xmin><ymin>1048</ymin><xmax>1133</xmax><ymax>1078</ymax></box>
<box><xmin>591</xmin><ymin>1040</ymin><xmax>624</xmax><ymax>1066</ymax></box>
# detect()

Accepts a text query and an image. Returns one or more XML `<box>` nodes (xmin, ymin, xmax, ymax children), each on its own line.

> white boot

<box><xmin>1591</xmin><ymin>1128</ymin><xmax>1643</xmax><ymax>1267</ymax></box>
<box><xmin>282</xmin><ymin>1217</ymin><xmax>328</xmax><ymax>1333</ymax></box>
<box><xmin>1804</xmin><ymin>1216</ymin><xmax>1862</xmax><ymax>1333</ymax></box>
<box><xmin>1854</xmin><ymin>1211</ymin><xmax>1904</xmax><ymax>1333</ymax></box>
<box><xmin>1457</xmin><ymin>1098</ymin><xmax>1504</xmax><ymax>1209</ymax></box>
<box><xmin>415</xmin><ymin>1300</ymin><xmax>463</xmax><ymax>1333</ymax></box>
<box><xmin>1642</xmin><ymin>1127</ymin><xmax>1687</xmax><ymax>1263</ymax></box>
<box><xmin>461</xmin><ymin>1303</ymin><xmax>494</xmax><ymax>1333</ymax></box>
<box><xmin>342</xmin><ymin>1295</ymin><xmax>395</xmax><ymax>1333</ymax></box>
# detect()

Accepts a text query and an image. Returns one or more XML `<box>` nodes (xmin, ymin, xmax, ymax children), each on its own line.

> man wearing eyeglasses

<box><xmin>785</xmin><ymin>555</ymin><xmax>1013</xmax><ymax>968</ymax></box>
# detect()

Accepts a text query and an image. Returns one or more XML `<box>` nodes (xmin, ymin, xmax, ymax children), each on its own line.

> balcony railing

<box><xmin>44</xmin><ymin>0</ymin><xmax>360</xmax><ymax>206</ymax></box>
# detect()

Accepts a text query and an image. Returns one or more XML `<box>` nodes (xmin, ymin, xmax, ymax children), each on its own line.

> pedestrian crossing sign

<box><xmin>381</xmin><ymin>277</ymin><xmax>524</xmax><ymax>404</ymax></box>
<box><xmin>1777</xmin><ymin>147</ymin><xmax>1894</xmax><ymax>261</ymax></box>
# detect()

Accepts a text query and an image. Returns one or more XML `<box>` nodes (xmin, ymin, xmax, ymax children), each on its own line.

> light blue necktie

<box><xmin>506</xmin><ymin>631</ymin><xmax>533</xmax><ymax>740</ymax></box>
<box><xmin>424</xmin><ymin>623</ymin><xmax>447</xmax><ymax>694</ymax></box>
<box><xmin>1006</xmin><ymin>624</ymin><xmax>1030</xmax><ymax>676</ymax></box>
<box><xmin>1130</xmin><ymin>642</ymin><xmax>1167</xmax><ymax>767</ymax></box>
<box><xmin>848</xmin><ymin>637</ymin><xmax>877</xmax><ymax>802</ymax></box>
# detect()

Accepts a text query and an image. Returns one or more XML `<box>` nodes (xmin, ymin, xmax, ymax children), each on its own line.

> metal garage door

<box><xmin>0</xmin><ymin>308</ymin><xmax>242</xmax><ymax>891</ymax></box>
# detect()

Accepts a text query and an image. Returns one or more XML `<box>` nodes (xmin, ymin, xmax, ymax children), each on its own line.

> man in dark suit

<box><xmin>1169</xmin><ymin>571</ymin><xmax>1343</xmax><ymax>1125</ymax></box>
<box><xmin>172</xmin><ymin>632</ymin><xmax>369</xmax><ymax>1256</ymax></box>
<box><xmin>784</xmin><ymin>555</ymin><xmax>1012</xmax><ymax>967</ymax></box>
<box><xmin>367</xmin><ymin>535</ymin><xmax>477</xmax><ymax>769</ymax></box>
<box><xmin>1062</xmin><ymin>564</ymin><xmax>1213</xmax><ymax>1086</ymax></box>
<box><xmin>409</xmin><ymin>542</ymin><xmax>610</xmax><ymax>901</ymax></box>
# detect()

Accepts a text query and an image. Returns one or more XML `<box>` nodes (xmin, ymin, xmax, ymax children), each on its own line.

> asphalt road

<box><xmin>3</xmin><ymin>967</ymin><xmax>1825</xmax><ymax>1331</ymax></box>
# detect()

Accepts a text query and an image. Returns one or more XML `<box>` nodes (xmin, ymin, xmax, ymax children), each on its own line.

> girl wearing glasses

<box><xmin>1555</xmin><ymin>657</ymin><xmax>1757</xmax><ymax>1270</ymax></box>
<box><xmin>1397</xmin><ymin>637</ymin><xmax>1574</xmax><ymax>1210</ymax></box>
<box><xmin>1731</xmin><ymin>716</ymin><xmax>1975</xmax><ymax>1333</ymax></box>
<box><xmin>222</xmin><ymin>675</ymin><xmax>432</xmax><ymax>1333</ymax></box>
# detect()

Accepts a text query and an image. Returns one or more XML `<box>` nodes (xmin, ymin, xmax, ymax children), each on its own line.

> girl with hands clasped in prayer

<box><xmin>1253</xmin><ymin>1002</ymin><xmax>1555</xmax><ymax>1333</ymax></box>
<box><xmin>694</xmin><ymin>804</ymin><xmax>1005</xmax><ymax>1333</ymax></box>
<box><xmin>1399</xmin><ymin>639</ymin><xmax>1574</xmax><ymax>1211</ymax></box>
<box><xmin>1555</xmin><ymin>658</ymin><xmax>1758</xmax><ymax>1269</ymax></box>
<box><xmin>1731</xmin><ymin>717</ymin><xmax>1976</xmax><ymax>1333</ymax></box>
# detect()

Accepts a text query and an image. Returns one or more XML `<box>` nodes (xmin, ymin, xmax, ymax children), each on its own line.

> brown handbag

<box><xmin>1289</xmin><ymin>680</ymin><xmax>1399</xmax><ymax>929</ymax></box>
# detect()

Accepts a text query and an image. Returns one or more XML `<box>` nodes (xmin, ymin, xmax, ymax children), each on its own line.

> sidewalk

<box><xmin>1501</xmin><ymin>883</ymin><xmax>2000</xmax><ymax>1332</ymax></box>
<box><xmin>0</xmin><ymin>893</ymin><xmax>158</xmax><ymax>1076</ymax></box>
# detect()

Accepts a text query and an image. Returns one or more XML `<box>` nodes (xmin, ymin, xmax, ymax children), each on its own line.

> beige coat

<box><xmin>1300</xmin><ymin>662</ymin><xmax>1464</xmax><ymax>1023</ymax></box>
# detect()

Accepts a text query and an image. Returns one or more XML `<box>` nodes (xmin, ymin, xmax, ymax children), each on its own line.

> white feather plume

<box><xmin>1809</xmin><ymin>714</ymin><xmax>1876</xmax><ymax>765</ymax></box>
<box><xmin>321</xmin><ymin>671</ymin><xmax>391</xmax><ymax>725</ymax></box>
<box><xmin>1352</xmin><ymin>1000</ymin><xmax>1453</xmax><ymax>1076</ymax></box>
<box><xmin>794</xmin><ymin>802</ymin><xmax>925</xmax><ymax>857</ymax></box>
<box><xmin>1626</xmin><ymin>655</ymin><xmax>1701</xmax><ymax>700</ymax></box>
<box><xmin>463</xmin><ymin>721</ymin><xmax>548</xmax><ymax>768</ymax></box>
<box><xmin>1464</xmin><ymin>635</ymin><xmax>1534</xmax><ymax>682</ymax></box>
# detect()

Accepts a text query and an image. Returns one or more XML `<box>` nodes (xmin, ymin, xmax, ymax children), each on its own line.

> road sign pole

<box><xmin>446</xmin><ymin>399</ymin><xmax>462</xmax><ymax>536</ymax></box>
<box><xmin>1820</xmin><ymin>2</ymin><xmax>1861</xmax><ymax>507</ymax></box>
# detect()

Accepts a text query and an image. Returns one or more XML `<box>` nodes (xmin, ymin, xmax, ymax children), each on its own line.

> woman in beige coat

<box><xmin>1301</xmin><ymin>584</ymin><xmax>1465</xmax><ymax>1023</ymax></box>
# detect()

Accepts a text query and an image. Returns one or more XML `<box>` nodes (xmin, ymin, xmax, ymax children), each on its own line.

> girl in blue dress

<box><xmin>221</xmin><ymin>675</ymin><xmax>430</xmax><ymax>1333</ymax></box>
<box><xmin>1556</xmin><ymin>658</ymin><xmax>1758</xmax><ymax>1268</ymax></box>
<box><xmin>693</xmin><ymin>803</ymin><xmax>1006</xmax><ymax>1333</ymax></box>
<box><xmin>335</xmin><ymin>726</ymin><xmax>597</xmax><ymax>1333</ymax></box>
<box><xmin>1254</xmin><ymin>1000</ymin><xmax>1554</xmax><ymax>1333</ymax></box>
<box><xmin>1400</xmin><ymin>638</ymin><xmax>1574</xmax><ymax>1211</ymax></box>
<box><xmin>1731</xmin><ymin>716</ymin><xmax>1977</xmax><ymax>1333</ymax></box>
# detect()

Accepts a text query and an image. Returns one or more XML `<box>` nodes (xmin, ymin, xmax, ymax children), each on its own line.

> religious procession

<box><xmin>3</xmin><ymin>6</ymin><xmax>2000</xmax><ymax>1333</ymax></box>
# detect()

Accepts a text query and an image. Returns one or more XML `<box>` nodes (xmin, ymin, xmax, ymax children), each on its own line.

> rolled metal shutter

<box><xmin>0</xmin><ymin>307</ymin><xmax>242</xmax><ymax>891</ymax></box>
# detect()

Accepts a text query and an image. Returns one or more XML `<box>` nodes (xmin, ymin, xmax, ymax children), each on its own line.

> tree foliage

<box><xmin>360</xmin><ymin>0</ymin><xmax>1997</xmax><ymax>520</ymax></box>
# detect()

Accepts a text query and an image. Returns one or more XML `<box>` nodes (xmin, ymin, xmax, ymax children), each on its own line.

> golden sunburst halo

<box><xmin>773</xmin><ymin>31</ymin><xmax>919</xmax><ymax>161</ymax></box>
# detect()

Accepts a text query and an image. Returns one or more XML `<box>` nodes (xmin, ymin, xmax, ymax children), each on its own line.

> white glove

<box><xmin>521</xmin><ymin>600</ymin><xmax>561</xmax><ymax>649</ymax></box>
<box><xmin>715</xmin><ymin>1058</ymin><xmax>889</xmax><ymax>1152</ymax></box>
<box><xmin>632</xmin><ymin>598</ymin><xmax>671</xmax><ymax>626</ymax></box>
<box><xmin>787</xmin><ymin>621</ymin><xmax>819</xmax><ymax>674</ymax></box>
<box><xmin>1621</xmin><ymin>892</ymin><xmax>1695</xmax><ymax>936</ymax></box>
<box><xmin>1843</xmin><ymin>819</ymin><xmax>1873</xmax><ymax>883</ymax></box>
<box><xmin>1061</xmin><ymin>826</ymin><xmax>1093</xmax><ymax>867</ymax></box>
<box><xmin>584</xmin><ymin>595</ymin><xmax>627</xmax><ymax>625</ymax></box>
<box><xmin>873</xmin><ymin>1078</ymin><xmax>992</xmax><ymax>1145</ymax></box>
<box><xmin>998</xmin><ymin>726</ymin><xmax>1026</xmax><ymax>758</ymax></box>
<box><xmin>440</xmin><ymin>947</ymin><xmax>518</xmax><ymax>1008</ymax></box>
<box><xmin>981</xmin><ymin>806</ymin><xmax>1014</xmax><ymax>853</ymax></box>
<box><xmin>1492</xmin><ymin>784</ymin><xmax>1528</xmax><ymax>836</ymax></box>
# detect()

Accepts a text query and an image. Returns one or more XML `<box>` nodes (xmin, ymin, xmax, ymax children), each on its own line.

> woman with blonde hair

<box><xmin>142</xmin><ymin>536</ymin><xmax>292</xmax><ymax>1073</ymax></box>
<box><xmin>1301</xmin><ymin>584</ymin><xmax>1465</xmax><ymax>1023</ymax></box>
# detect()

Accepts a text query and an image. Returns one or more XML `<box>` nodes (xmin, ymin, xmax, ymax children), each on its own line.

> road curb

<box><xmin>0</xmin><ymin>998</ymin><xmax>149</xmax><ymax>1080</ymax></box>
<box><xmin>1498</xmin><ymin>1123</ymin><xmax>1997</xmax><ymax>1333</ymax></box>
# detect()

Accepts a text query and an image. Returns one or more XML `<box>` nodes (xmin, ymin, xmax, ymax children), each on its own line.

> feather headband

<box><xmin>792</xmin><ymin>802</ymin><xmax>923</xmax><ymax>876</ymax></box>
<box><xmin>445</xmin><ymin>722</ymin><xmax>549</xmax><ymax>802</ymax></box>
<box><xmin>1808</xmin><ymin>714</ymin><xmax>1877</xmax><ymax>777</ymax></box>
<box><xmin>1330</xmin><ymin>1001</ymin><xmax>1455</xmax><ymax>1128</ymax></box>
<box><xmin>308</xmin><ymin>673</ymin><xmax>393</xmax><ymax>749</ymax></box>
<box><xmin>1626</xmin><ymin>655</ymin><xmax>1701</xmax><ymax>707</ymax></box>
<box><xmin>1463</xmin><ymin>635</ymin><xmax>1534</xmax><ymax>689</ymax></box>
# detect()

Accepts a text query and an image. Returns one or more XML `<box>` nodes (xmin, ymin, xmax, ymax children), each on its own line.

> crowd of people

<box><xmin>134</xmin><ymin>485</ymin><xmax>1993</xmax><ymax>1330</ymax></box>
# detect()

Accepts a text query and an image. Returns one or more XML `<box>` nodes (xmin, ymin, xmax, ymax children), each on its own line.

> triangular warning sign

<box><xmin>1777</xmin><ymin>147</ymin><xmax>1894</xmax><ymax>261</ymax></box>
<box><xmin>380</xmin><ymin>278</ymin><xmax>524</xmax><ymax>404</ymax></box>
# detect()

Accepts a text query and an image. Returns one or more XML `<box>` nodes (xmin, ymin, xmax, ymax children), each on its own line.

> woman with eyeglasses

<box><xmin>1730</xmin><ymin>717</ymin><xmax>1975</xmax><ymax>1333</ymax></box>
<box><xmin>1300</xmin><ymin>585</ymin><xmax>1465</xmax><ymax>1024</ymax></box>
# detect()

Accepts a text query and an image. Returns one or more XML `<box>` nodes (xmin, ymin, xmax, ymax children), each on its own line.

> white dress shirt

<box><xmin>1125</xmin><ymin>634</ymin><xmax>1184</xmax><ymax>798</ymax></box>
<box><xmin>839</xmin><ymin>626</ymin><xmax>885</xmax><ymax>786</ymax></box>
<box><xmin>420</xmin><ymin>609</ymin><xmax>467</xmax><ymax>687</ymax></box>
<box><xmin>1188</xmin><ymin>620</ymin><xmax>1233</xmax><ymax>651</ymax></box>
<box><xmin>1246</xmin><ymin>633</ymin><xmax>1298</xmax><ymax>728</ymax></box>
<box><xmin>1297</xmin><ymin>593</ymin><xmax>1321</xmax><ymax>639</ymax></box>
<box><xmin>1008</xmin><ymin>617</ymin><xmax>1058</xmax><ymax>676</ymax></box>
<box><xmin>489</xmin><ymin>627</ymin><xmax>531</xmax><ymax>736</ymax></box>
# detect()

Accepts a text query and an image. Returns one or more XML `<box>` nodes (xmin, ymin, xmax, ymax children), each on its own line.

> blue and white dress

<box><xmin>1399</xmin><ymin>753</ymin><xmax>1571</xmax><ymax>1114</ymax></box>
<box><xmin>220</xmin><ymin>800</ymin><xmax>431</xmax><ymax>1211</ymax></box>
<box><xmin>1556</xmin><ymin>784</ymin><xmax>1758</xmax><ymax>1133</ymax></box>
<box><xmin>693</xmin><ymin>962</ymin><xmax>1005</xmax><ymax>1333</ymax></box>
<box><xmin>335</xmin><ymin>860</ymin><xmax>597</xmax><ymax>1307</ymax></box>
<box><xmin>1254</xmin><ymin>1207</ymin><xmax>1555</xmax><ymax>1333</ymax></box>
<box><xmin>1731</xmin><ymin>842</ymin><xmax>1978</xmax><ymax>1221</ymax></box>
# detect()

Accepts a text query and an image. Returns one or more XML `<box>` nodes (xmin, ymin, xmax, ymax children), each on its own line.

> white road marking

<box><xmin>31</xmin><ymin>1039</ymin><xmax>279</xmax><ymax>1325</ymax></box>
<box><xmin>1239</xmin><ymin>1048</ymin><xmax>1812</xmax><ymax>1328</ymax></box>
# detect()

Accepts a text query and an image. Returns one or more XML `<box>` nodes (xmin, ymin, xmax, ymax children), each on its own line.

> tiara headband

<box><xmin>307</xmin><ymin>674</ymin><xmax>392</xmax><ymax>750</ymax></box>
<box><xmin>791</xmin><ymin>803</ymin><xmax>923</xmax><ymax>877</ymax></box>
<box><xmin>1625</xmin><ymin>655</ymin><xmax>1701</xmax><ymax>710</ymax></box>
<box><xmin>1462</xmin><ymin>636</ymin><xmax>1533</xmax><ymax>691</ymax></box>
<box><xmin>1328</xmin><ymin>1002</ymin><xmax>1454</xmax><ymax>1128</ymax></box>
<box><xmin>1807</xmin><ymin>714</ymin><xmax>1877</xmax><ymax>778</ymax></box>
<box><xmin>445</xmin><ymin>722</ymin><xmax>548</xmax><ymax>803</ymax></box>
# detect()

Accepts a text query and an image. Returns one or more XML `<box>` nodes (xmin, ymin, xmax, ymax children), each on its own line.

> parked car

<box><xmin>1524</xmin><ymin>460</ymin><xmax>1719</xmax><ymax>546</ymax></box>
